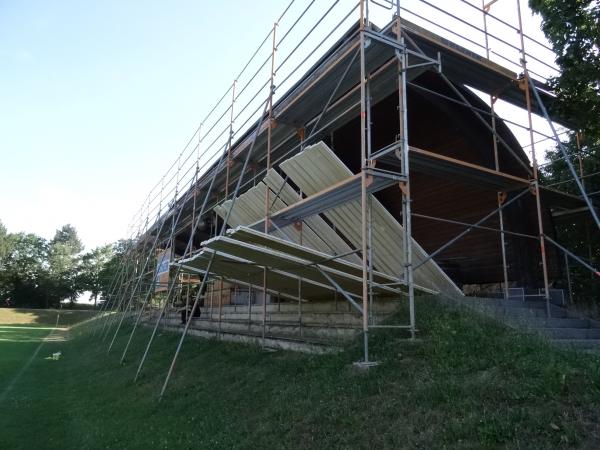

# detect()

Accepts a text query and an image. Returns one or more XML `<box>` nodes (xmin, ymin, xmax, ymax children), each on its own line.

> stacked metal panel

<box><xmin>214</xmin><ymin>170</ymin><xmax>361</xmax><ymax>264</ymax></box>
<box><xmin>177</xmin><ymin>227</ymin><xmax>407</xmax><ymax>301</ymax></box>
<box><xmin>177</xmin><ymin>249</ymin><xmax>335</xmax><ymax>300</ymax></box>
<box><xmin>202</xmin><ymin>233</ymin><xmax>403</xmax><ymax>298</ymax></box>
<box><xmin>279</xmin><ymin>142</ymin><xmax>462</xmax><ymax>297</ymax></box>
<box><xmin>210</xmin><ymin>141</ymin><xmax>462</xmax><ymax>297</ymax></box>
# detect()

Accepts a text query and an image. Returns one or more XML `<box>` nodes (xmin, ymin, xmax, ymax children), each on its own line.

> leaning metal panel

<box><xmin>279</xmin><ymin>141</ymin><xmax>463</xmax><ymax>296</ymax></box>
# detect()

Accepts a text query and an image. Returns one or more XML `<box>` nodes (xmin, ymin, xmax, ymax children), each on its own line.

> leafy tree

<box><xmin>0</xmin><ymin>220</ymin><xmax>11</xmax><ymax>261</ymax></box>
<box><xmin>1</xmin><ymin>232</ymin><xmax>49</xmax><ymax>307</ymax></box>
<box><xmin>0</xmin><ymin>222</ymin><xmax>119</xmax><ymax>308</ymax></box>
<box><xmin>78</xmin><ymin>244</ymin><xmax>114</xmax><ymax>307</ymax></box>
<box><xmin>530</xmin><ymin>0</ymin><xmax>600</xmax><ymax>306</ymax></box>
<box><xmin>46</xmin><ymin>225</ymin><xmax>84</xmax><ymax>305</ymax></box>
<box><xmin>529</xmin><ymin>0</ymin><xmax>600</xmax><ymax>137</ymax></box>
<box><xmin>95</xmin><ymin>239</ymin><xmax>131</xmax><ymax>307</ymax></box>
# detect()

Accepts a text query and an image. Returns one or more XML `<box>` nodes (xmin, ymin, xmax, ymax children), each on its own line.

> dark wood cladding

<box><xmin>332</xmin><ymin>72</ymin><xmax>559</xmax><ymax>288</ymax></box>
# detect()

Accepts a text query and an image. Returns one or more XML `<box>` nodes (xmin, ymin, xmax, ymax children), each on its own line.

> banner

<box><xmin>154</xmin><ymin>248</ymin><xmax>171</xmax><ymax>293</ymax></box>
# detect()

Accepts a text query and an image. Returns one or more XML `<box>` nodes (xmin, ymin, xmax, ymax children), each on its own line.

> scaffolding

<box><xmin>93</xmin><ymin>0</ymin><xmax>599</xmax><ymax>399</ymax></box>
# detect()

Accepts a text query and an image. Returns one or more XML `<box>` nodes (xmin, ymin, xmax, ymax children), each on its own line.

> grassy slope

<box><xmin>1</xmin><ymin>299</ymin><xmax>600</xmax><ymax>449</ymax></box>
<box><xmin>0</xmin><ymin>308</ymin><xmax>97</xmax><ymax>326</ymax></box>
<box><xmin>0</xmin><ymin>309</ymin><xmax>97</xmax><ymax>397</ymax></box>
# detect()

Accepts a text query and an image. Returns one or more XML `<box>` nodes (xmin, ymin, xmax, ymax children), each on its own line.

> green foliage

<box><xmin>530</xmin><ymin>0</ymin><xmax>600</xmax><ymax>307</ymax></box>
<box><xmin>78</xmin><ymin>244</ymin><xmax>114</xmax><ymax>306</ymax></box>
<box><xmin>529</xmin><ymin>0</ymin><xmax>600</xmax><ymax>137</ymax></box>
<box><xmin>0</xmin><ymin>221</ymin><xmax>116</xmax><ymax>308</ymax></box>
<box><xmin>46</xmin><ymin>225</ymin><xmax>84</xmax><ymax>306</ymax></box>
<box><xmin>2</xmin><ymin>297</ymin><xmax>600</xmax><ymax>449</ymax></box>
<box><xmin>0</xmin><ymin>221</ymin><xmax>10</xmax><ymax>261</ymax></box>
<box><xmin>0</xmin><ymin>231</ymin><xmax>49</xmax><ymax>307</ymax></box>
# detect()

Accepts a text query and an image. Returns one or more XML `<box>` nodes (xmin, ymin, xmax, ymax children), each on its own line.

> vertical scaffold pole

<box><xmin>263</xmin><ymin>21</ymin><xmax>277</xmax><ymax>345</ymax></box>
<box><xmin>516</xmin><ymin>0</ymin><xmax>551</xmax><ymax>317</ymax></box>
<box><xmin>359</xmin><ymin>0</ymin><xmax>370</xmax><ymax>363</ymax></box>
<box><xmin>225</xmin><ymin>80</ymin><xmax>237</xmax><ymax>198</ymax></box>
<box><xmin>482</xmin><ymin>1</ymin><xmax>509</xmax><ymax>299</ymax></box>
<box><xmin>158</xmin><ymin>96</ymin><xmax>272</xmax><ymax>398</ymax></box>
<box><xmin>118</xmin><ymin>185</ymin><xmax>189</xmax><ymax>364</ymax></box>
<box><xmin>396</xmin><ymin>1</ymin><xmax>415</xmax><ymax>339</ymax></box>
<box><xmin>576</xmin><ymin>133</ymin><xmax>594</xmax><ymax>280</ymax></box>
<box><xmin>133</xmin><ymin>143</ymin><xmax>229</xmax><ymax>383</ymax></box>
<box><xmin>366</xmin><ymin>75</ymin><xmax>374</xmax><ymax>325</ymax></box>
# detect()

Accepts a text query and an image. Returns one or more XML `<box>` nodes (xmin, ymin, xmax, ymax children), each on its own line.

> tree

<box><xmin>0</xmin><ymin>222</ymin><xmax>121</xmax><ymax>308</ymax></box>
<box><xmin>78</xmin><ymin>244</ymin><xmax>114</xmax><ymax>307</ymax></box>
<box><xmin>0</xmin><ymin>232</ymin><xmax>49</xmax><ymax>307</ymax></box>
<box><xmin>0</xmin><ymin>220</ymin><xmax>11</xmax><ymax>261</ymax></box>
<box><xmin>530</xmin><ymin>0</ymin><xmax>600</xmax><ymax>306</ymax></box>
<box><xmin>529</xmin><ymin>0</ymin><xmax>600</xmax><ymax>138</ymax></box>
<box><xmin>47</xmin><ymin>225</ymin><xmax>84</xmax><ymax>306</ymax></box>
<box><xmin>95</xmin><ymin>239</ymin><xmax>131</xmax><ymax>307</ymax></box>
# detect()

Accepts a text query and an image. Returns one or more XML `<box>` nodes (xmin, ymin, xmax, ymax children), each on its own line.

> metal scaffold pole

<box><xmin>263</xmin><ymin>21</ymin><xmax>277</xmax><ymax>346</ymax></box>
<box><xmin>396</xmin><ymin>1</ymin><xmax>415</xmax><ymax>339</ymax></box>
<box><xmin>481</xmin><ymin>0</ymin><xmax>510</xmax><ymax>300</ymax></box>
<box><xmin>225</xmin><ymin>80</ymin><xmax>237</xmax><ymax>198</ymax></box>
<box><xmin>515</xmin><ymin>0</ymin><xmax>551</xmax><ymax>317</ymax></box>
<box><xmin>133</xmin><ymin>142</ymin><xmax>230</xmax><ymax>383</ymax></box>
<box><xmin>359</xmin><ymin>0</ymin><xmax>371</xmax><ymax>364</ymax></box>
<box><xmin>107</xmin><ymin>210</ymin><xmax>172</xmax><ymax>354</ymax></box>
<box><xmin>158</xmin><ymin>95</ymin><xmax>272</xmax><ymax>399</ymax></box>
<box><xmin>118</xmin><ymin>180</ymin><xmax>191</xmax><ymax>365</ymax></box>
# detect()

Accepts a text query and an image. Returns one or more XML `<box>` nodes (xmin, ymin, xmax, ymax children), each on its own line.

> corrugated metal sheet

<box><xmin>226</xmin><ymin>226</ymin><xmax>436</xmax><ymax>293</ymax></box>
<box><xmin>202</xmin><ymin>235</ymin><xmax>402</xmax><ymax>298</ymax></box>
<box><xmin>177</xmin><ymin>249</ymin><xmax>334</xmax><ymax>300</ymax></box>
<box><xmin>280</xmin><ymin>141</ymin><xmax>462</xmax><ymax>297</ymax></box>
<box><xmin>263</xmin><ymin>170</ymin><xmax>362</xmax><ymax>264</ymax></box>
<box><xmin>214</xmin><ymin>170</ymin><xmax>361</xmax><ymax>264</ymax></box>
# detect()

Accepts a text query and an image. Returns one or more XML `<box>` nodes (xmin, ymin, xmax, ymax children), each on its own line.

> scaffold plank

<box><xmin>280</xmin><ymin>141</ymin><xmax>463</xmax><ymax>297</ymax></box>
<box><xmin>263</xmin><ymin>170</ymin><xmax>362</xmax><ymax>264</ymax></box>
<box><xmin>201</xmin><ymin>235</ymin><xmax>403</xmax><ymax>297</ymax></box>
<box><xmin>378</xmin><ymin>146</ymin><xmax>531</xmax><ymax>191</ymax></box>
<box><xmin>225</xmin><ymin>226</ymin><xmax>436</xmax><ymax>292</ymax></box>
<box><xmin>176</xmin><ymin>249</ymin><xmax>335</xmax><ymax>300</ymax></box>
<box><xmin>214</xmin><ymin>177</ymin><xmax>361</xmax><ymax>264</ymax></box>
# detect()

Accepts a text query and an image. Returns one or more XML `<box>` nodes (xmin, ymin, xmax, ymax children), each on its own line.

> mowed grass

<box><xmin>0</xmin><ymin>308</ymin><xmax>97</xmax><ymax>401</ymax></box>
<box><xmin>0</xmin><ymin>308</ymin><xmax>97</xmax><ymax>326</ymax></box>
<box><xmin>1</xmin><ymin>298</ymin><xmax>600</xmax><ymax>449</ymax></box>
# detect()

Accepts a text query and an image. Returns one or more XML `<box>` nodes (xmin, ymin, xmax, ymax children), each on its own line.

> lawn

<box><xmin>0</xmin><ymin>308</ymin><xmax>97</xmax><ymax>327</ymax></box>
<box><xmin>1</xmin><ymin>298</ymin><xmax>600</xmax><ymax>449</ymax></box>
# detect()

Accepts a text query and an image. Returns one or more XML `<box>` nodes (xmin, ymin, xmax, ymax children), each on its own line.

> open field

<box><xmin>1</xmin><ymin>300</ymin><xmax>600</xmax><ymax>449</ymax></box>
<box><xmin>0</xmin><ymin>308</ymin><xmax>97</xmax><ymax>327</ymax></box>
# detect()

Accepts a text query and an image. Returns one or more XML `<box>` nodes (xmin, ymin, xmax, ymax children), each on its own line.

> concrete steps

<box><xmin>553</xmin><ymin>339</ymin><xmax>600</xmax><ymax>351</ymax></box>
<box><xmin>192</xmin><ymin>311</ymin><xmax>369</xmax><ymax>326</ymax></box>
<box><xmin>201</xmin><ymin>301</ymin><xmax>401</xmax><ymax>314</ymax></box>
<box><xmin>536</xmin><ymin>327</ymin><xmax>600</xmax><ymax>340</ymax></box>
<box><xmin>162</xmin><ymin>317</ymin><xmax>360</xmax><ymax>342</ymax></box>
<box><xmin>461</xmin><ymin>296</ymin><xmax>600</xmax><ymax>351</ymax></box>
<box><xmin>505</xmin><ymin>317</ymin><xmax>590</xmax><ymax>328</ymax></box>
<box><xmin>142</xmin><ymin>299</ymin><xmax>402</xmax><ymax>353</ymax></box>
<box><xmin>161</xmin><ymin>325</ymin><xmax>340</xmax><ymax>354</ymax></box>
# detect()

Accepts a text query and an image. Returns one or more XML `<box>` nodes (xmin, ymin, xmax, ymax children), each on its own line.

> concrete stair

<box><xmin>460</xmin><ymin>296</ymin><xmax>600</xmax><ymax>351</ymax></box>
<box><xmin>162</xmin><ymin>316</ymin><xmax>360</xmax><ymax>342</ymax></box>
<box><xmin>142</xmin><ymin>299</ymin><xmax>401</xmax><ymax>353</ymax></box>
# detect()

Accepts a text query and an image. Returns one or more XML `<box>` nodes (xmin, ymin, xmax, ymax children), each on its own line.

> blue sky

<box><xmin>0</xmin><ymin>0</ymin><xmax>282</xmax><ymax>248</ymax></box>
<box><xmin>0</xmin><ymin>1</ymin><xmax>559</xmax><ymax>250</ymax></box>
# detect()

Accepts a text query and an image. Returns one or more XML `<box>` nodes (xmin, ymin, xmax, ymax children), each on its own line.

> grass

<box><xmin>1</xmin><ymin>298</ymin><xmax>600</xmax><ymax>449</ymax></box>
<box><xmin>0</xmin><ymin>308</ymin><xmax>97</xmax><ymax>326</ymax></box>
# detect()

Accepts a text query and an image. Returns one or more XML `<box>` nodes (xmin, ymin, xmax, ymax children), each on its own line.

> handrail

<box><xmin>123</xmin><ymin>0</ymin><xmax>567</xmax><ymax>245</ymax></box>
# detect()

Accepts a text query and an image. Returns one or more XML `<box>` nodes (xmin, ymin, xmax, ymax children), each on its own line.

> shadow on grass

<box><xmin>0</xmin><ymin>308</ymin><xmax>97</xmax><ymax>327</ymax></box>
